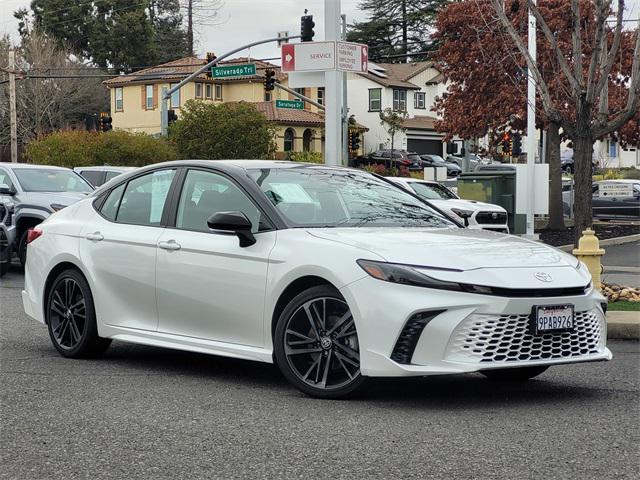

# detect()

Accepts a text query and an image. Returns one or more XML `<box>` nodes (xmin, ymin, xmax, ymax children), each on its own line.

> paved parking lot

<box><xmin>1</xmin><ymin>266</ymin><xmax>639</xmax><ymax>480</ymax></box>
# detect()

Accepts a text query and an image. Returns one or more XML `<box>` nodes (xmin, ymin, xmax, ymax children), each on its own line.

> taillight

<box><xmin>27</xmin><ymin>228</ymin><xmax>43</xmax><ymax>244</ymax></box>
<box><xmin>401</xmin><ymin>159</ymin><xmax>411</xmax><ymax>165</ymax></box>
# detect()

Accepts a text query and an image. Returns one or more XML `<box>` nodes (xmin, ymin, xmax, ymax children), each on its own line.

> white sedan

<box><xmin>22</xmin><ymin>161</ymin><xmax>610</xmax><ymax>398</ymax></box>
<box><xmin>388</xmin><ymin>177</ymin><xmax>509</xmax><ymax>233</ymax></box>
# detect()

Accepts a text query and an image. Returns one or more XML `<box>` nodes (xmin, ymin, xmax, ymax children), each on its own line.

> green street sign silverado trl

<box><xmin>212</xmin><ymin>64</ymin><xmax>257</xmax><ymax>78</ymax></box>
<box><xmin>276</xmin><ymin>99</ymin><xmax>304</xmax><ymax>109</ymax></box>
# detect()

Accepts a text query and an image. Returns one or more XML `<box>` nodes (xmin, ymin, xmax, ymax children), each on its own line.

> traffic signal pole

<box><xmin>324</xmin><ymin>0</ymin><xmax>343</xmax><ymax>166</ymax></box>
<box><xmin>525</xmin><ymin>1</ymin><xmax>537</xmax><ymax>238</ymax></box>
<box><xmin>160</xmin><ymin>34</ymin><xmax>301</xmax><ymax>136</ymax></box>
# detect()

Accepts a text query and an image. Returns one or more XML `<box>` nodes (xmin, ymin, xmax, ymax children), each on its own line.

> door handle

<box><xmin>85</xmin><ymin>232</ymin><xmax>104</xmax><ymax>241</ymax></box>
<box><xmin>158</xmin><ymin>240</ymin><xmax>181</xmax><ymax>251</ymax></box>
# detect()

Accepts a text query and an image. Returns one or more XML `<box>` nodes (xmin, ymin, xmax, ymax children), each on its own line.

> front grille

<box><xmin>445</xmin><ymin>309</ymin><xmax>604</xmax><ymax>364</ymax></box>
<box><xmin>0</xmin><ymin>204</ymin><xmax>5</xmax><ymax>223</ymax></box>
<box><xmin>476</xmin><ymin>211</ymin><xmax>507</xmax><ymax>224</ymax></box>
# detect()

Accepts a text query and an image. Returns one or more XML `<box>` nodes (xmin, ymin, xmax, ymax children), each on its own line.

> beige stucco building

<box><xmin>103</xmin><ymin>57</ymin><xmax>351</xmax><ymax>159</ymax></box>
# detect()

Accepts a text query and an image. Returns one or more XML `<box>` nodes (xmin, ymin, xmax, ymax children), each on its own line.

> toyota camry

<box><xmin>22</xmin><ymin>160</ymin><xmax>611</xmax><ymax>398</ymax></box>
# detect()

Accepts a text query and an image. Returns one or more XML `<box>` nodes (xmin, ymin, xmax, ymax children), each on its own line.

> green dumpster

<box><xmin>457</xmin><ymin>171</ymin><xmax>525</xmax><ymax>234</ymax></box>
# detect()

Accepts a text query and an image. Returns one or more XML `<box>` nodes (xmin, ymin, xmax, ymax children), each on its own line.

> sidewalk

<box><xmin>607</xmin><ymin>311</ymin><xmax>640</xmax><ymax>340</ymax></box>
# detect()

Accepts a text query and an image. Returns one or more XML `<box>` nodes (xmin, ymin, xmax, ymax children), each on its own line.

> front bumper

<box><xmin>341</xmin><ymin>276</ymin><xmax>611</xmax><ymax>377</ymax></box>
<box><xmin>0</xmin><ymin>223</ymin><xmax>16</xmax><ymax>265</ymax></box>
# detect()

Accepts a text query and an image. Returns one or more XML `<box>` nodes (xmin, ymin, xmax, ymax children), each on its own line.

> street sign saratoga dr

<box><xmin>281</xmin><ymin>41</ymin><xmax>368</xmax><ymax>73</ymax></box>
<box><xmin>212</xmin><ymin>63</ymin><xmax>256</xmax><ymax>78</ymax></box>
<box><xmin>275</xmin><ymin>99</ymin><xmax>304</xmax><ymax>109</ymax></box>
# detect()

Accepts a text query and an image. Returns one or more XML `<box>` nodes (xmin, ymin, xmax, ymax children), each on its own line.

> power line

<box><xmin>34</xmin><ymin>1</ymin><xmax>150</xmax><ymax>30</ymax></box>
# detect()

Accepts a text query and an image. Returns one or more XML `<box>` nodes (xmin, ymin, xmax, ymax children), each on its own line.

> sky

<box><xmin>1</xmin><ymin>0</ymin><xmax>639</xmax><ymax>66</ymax></box>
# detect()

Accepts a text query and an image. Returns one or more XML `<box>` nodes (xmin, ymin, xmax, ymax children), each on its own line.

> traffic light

<box><xmin>168</xmin><ymin>109</ymin><xmax>178</xmax><ymax>125</ymax></box>
<box><xmin>512</xmin><ymin>134</ymin><xmax>522</xmax><ymax>156</ymax></box>
<box><xmin>100</xmin><ymin>114</ymin><xmax>112</xmax><ymax>132</ymax></box>
<box><xmin>205</xmin><ymin>52</ymin><xmax>216</xmax><ymax>78</ymax></box>
<box><xmin>264</xmin><ymin>69</ymin><xmax>276</xmax><ymax>91</ymax></box>
<box><xmin>501</xmin><ymin>132</ymin><xmax>511</xmax><ymax>154</ymax></box>
<box><xmin>349</xmin><ymin>131</ymin><xmax>360</xmax><ymax>152</ymax></box>
<box><xmin>301</xmin><ymin>14</ymin><xmax>315</xmax><ymax>42</ymax></box>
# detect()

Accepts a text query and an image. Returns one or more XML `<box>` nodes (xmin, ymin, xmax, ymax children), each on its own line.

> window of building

<box><xmin>115</xmin><ymin>87</ymin><xmax>123</xmax><ymax>112</ymax></box>
<box><xmin>170</xmin><ymin>83</ymin><xmax>180</xmax><ymax>108</ymax></box>
<box><xmin>215</xmin><ymin>84</ymin><xmax>223</xmax><ymax>100</ymax></box>
<box><xmin>294</xmin><ymin>88</ymin><xmax>305</xmax><ymax>98</ymax></box>
<box><xmin>393</xmin><ymin>89</ymin><xmax>407</xmax><ymax>111</ymax></box>
<box><xmin>303</xmin><ymin>129</ymin><xmax>313</xmax><ymax>152</ymax></box>
<box><xmin>284</xmin><ymin>128</ymin><xmax>295</xmax><ymax>152</ymax></box>
<box><xmin>609</xmin><ymin>139</ymin><xmax>617</xmax><ymax>158</ymax></box>
<box><xmin>369</xmin><ymin>88</ymin><xmax>381</xmax><ymax>111</ymax></box>
<box><xmin>145</xmin><ymin>85</ymin><xmax>154</xmax><ymax>110</ymax></box>
<box><xmin>195</xmin><ymin>82</ymin><xmax>203</xmax><ymax>99</ymax></box>
<box><xmin>317</xmin><ymin>87</ymin><xmax>324</xmax><ymax>105</ymax></box>
<box><xmin>414</xmin><ymin>91</ymin><xmax>425</xmax><ymax>109</ymax></box>
<box><xmin>116</xmin><ymin>169</ymin><xmax>176</xmax><ymax>226</ymax></box>
<box><xmin>205</xmin><ymin>84</ymin><xmax>212</xmax><ymax>99</ymax></box>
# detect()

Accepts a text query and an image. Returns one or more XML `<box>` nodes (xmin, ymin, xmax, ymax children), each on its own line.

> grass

<box><xmin>607</xmin><ymin>300</ymin><xmax>640</xmax><ymax>312</ymax></box>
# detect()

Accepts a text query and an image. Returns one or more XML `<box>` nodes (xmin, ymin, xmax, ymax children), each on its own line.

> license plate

<box><xmin>531</xmin><ymin>305</ymin><xmax>574</xmax><ymax>334</ymax></box>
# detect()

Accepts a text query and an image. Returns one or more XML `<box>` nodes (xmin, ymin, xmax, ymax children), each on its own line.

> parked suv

<box><xmin>74</xmin><ymin>166</ymin><xmax>136</xmax><ymax>187</ymax></box>
<box><xmin>0</xmin><ymin>198</ymin><xmax>16</xmax><ymax>277</ymax></box>
<box><xmin>359</xmin><ymin>149</ymin><xmax>424</xmax><ymax>171</ymax></box>
<box><xmin>420</xmin><ymin>154</ymin><xmax>462</xmax><ymax>177</ymax></box>
<box><xmin>0</xmin><ymin>164</ymin><xmax>93</xmax><ymax>266</ymax></box>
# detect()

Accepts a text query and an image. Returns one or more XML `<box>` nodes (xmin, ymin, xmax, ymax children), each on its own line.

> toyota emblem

<box><xmin>534</xmin><ymin>272</ymin><xmax>553</xmax><ymax>283</ymax></box>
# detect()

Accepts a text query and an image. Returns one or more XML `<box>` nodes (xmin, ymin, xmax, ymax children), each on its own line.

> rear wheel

<box><xmin>480</xmin><ymin>365</ymin><xmax>549</xmax><ymax>382</ymax></box>
<box><xmin>274</xmin><ymin>285</ymin><xmax>366</xmax><ymax>399</ymax></box>
<box><xmin>18</xmin><ymin>230</ymin><xmax>28</xmax><ymax>267</ymax></box>
<box><xmin>46</xmin><ymin>269</ymin><xmax>111</xmax><ymax>358</ymax></box>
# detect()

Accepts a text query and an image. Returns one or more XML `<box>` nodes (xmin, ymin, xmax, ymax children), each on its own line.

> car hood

<box><xmin>429</xmin><ymin>198</ymin><xmax>505</xmax><ymax>213</ymax></box>
<box><xmin>307</xmin><ymin>227</ymin><xmax>577</xmax><ymax>271</ymax></box>
<box><xmin>16</xmin><ymin>191</ymin><xmax>90</xmax><ymax>210</ymax></box>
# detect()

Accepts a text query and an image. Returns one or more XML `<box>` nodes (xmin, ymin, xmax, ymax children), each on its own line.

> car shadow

<box><xmin>96</xmin><ymin>341</ymin><xmax>605</xmax><ymax>408</ymax></box>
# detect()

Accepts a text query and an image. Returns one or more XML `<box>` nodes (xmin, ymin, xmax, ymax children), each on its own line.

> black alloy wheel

<box><xmin>46</xmin><ymin>269</ymin><xmax>111</xmax><ymax>358</ymax></box>
<box><xmin>274</xmin><ymin>285</ymin><xmax>366</xmax><ymax>398</ymax></box>
<box><xmin>480</xmin><ymin>365</ymin><xmax>549</xmax><ymax>382</ymax></box>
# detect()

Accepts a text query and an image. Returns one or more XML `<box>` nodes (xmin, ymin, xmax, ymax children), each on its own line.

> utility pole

<box><xmin>341</xmin><ymin>14</ymin><xmax>349</xmax><ymax>165</ymax></box>
<box><xmin>325</xmin><ymin>0</ymin><xmax>343</xmax><ymax>166</ymax></box>
<box><xmin>9</xmin><ymin>48</ymin><xmax>18</xmax><ymax>163</ymax></box>
<box><xmin>525</xmin><ymin>1</ymin><xmax>537</xmax><ymax>238</ymax></box>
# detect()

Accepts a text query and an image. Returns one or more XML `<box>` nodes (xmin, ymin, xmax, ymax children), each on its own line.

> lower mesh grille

<box><xmin>445</xmin><ymin>309</ymin><xmax>605</xmax><ymax>363</ymax></box>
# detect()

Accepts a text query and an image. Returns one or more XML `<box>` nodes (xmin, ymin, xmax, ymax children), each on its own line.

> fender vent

<box><xmin>391</xmin><ymin>310</ymin><xmax>445</xmax><ymax>365</ymax></box>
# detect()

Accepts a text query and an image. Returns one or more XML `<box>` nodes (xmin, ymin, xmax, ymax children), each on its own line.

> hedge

<box><xmin>25</xmin><ymin>130</ymin><xmax>177</xmax><ymax>168</ymax></box>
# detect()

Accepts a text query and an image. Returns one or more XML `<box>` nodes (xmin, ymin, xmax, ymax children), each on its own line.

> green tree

<box><xmin>347</xmin><ymin>0</ymin><xmax>450</xmax><ymax>61</ymax></box>
<box><xmin>170</xmin><ymin>101</ymin><xmax>276</xmax><ymax>159</ymax></box>
<box><xmin>379</xmin><ymin>107</ymin><xmax>408</xmax><ymax>167</ymax></box>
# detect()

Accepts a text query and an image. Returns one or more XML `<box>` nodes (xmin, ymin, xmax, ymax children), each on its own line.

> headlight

<box><xmin>450</xmin><ymin>208</ymin><xmax>473</xmax><ymax>219</ymax></box>
<box><xmin>50</xmin><ymin>203</ymin><xmax>66</xmax><ymax>212</ymax></box>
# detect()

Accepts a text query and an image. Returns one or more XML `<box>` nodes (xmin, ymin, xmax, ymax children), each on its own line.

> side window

<box><xmin>176</xmin><ymin>169</ymin><xmax>263</xmax><ymax>233</ymax></box>
<box><xmin>0</xmin><ymin>169</ymin><xmax>14</xmax><ymax>190</ymax></box>
<box><xmin>80</xmin><ymin>170</ymin><xmax>105</xmax><ymax>187</ymax></box>
<box><xmin>100</xmin><ymin>184</ymin><xmax>126</xmax><ymax>221</ymax></box>
<box><xmin>116</xmin><ymin>169</ymin><xmax>175</xmax><ymax>226</ymax></box>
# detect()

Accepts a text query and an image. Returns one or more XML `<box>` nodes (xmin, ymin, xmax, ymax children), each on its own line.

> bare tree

<box><xmin>181</xmin><ymin>0</ymin><xmax>224</xmax><ymax>55</ymax></box>
<box><xmin>490</xmin><ymin>0</ymin><xmax>640</xmax><ymax>244</ymax></box>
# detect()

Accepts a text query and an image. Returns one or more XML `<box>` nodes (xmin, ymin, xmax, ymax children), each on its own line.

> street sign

<box><xmin>212</xmin><ymin>63</ymin><xmax>256</xmax><ymax>78</ymax></box>
<box><xmin>336</xmin><ymin>41</ymin><xmax>368</xmax><ymax>73</ymax></box>
<box><xmin>599</xmin><ymin>182</ymin><xmax>633</xmax><ymax>197</ymax></box>
<box><xmin>281</xmin><ymin>42</ymin><xmax>336</xmax><ymax>72</ymax></box>
<box><xmin>276</xmin><ymin>99</ymin><xmax>304</xmax><ymax>110</ymax></box>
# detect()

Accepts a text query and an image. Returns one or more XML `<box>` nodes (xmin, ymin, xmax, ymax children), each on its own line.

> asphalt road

<box><xmin>602</xmin><ymin>241</ymin><xmax>640</xmax><ymax>287</ymax></box>
<box><xmin>2</xmin><ymin>267</ymin><xmax>639</xmax><ymax>480</ymax></box>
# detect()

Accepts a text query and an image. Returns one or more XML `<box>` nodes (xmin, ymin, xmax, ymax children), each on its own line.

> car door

<box><xmin>79</xmin><ymin>168</ymin><xmax>177</xmax><ymax>331</ymax></box>
<box><xmin>155</xmin><ymin>168</ymin><xmax>276</xmax><ymax>346</ymax></box>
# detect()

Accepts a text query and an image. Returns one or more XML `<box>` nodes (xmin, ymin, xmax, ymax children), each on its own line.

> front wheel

<box><xmin>46</xmin><ymin>269</ymin><xmax>111</xmax><ymax>358</ymax></box>
<box><xmin>274</xmin><ymin>285</ymin><xmax>366</xmax><ymax>399</ymax></box>
<box><xmin>480</xmin><ymin>365</ymin><xmax>549</xmax><ymax>382</ymax></box>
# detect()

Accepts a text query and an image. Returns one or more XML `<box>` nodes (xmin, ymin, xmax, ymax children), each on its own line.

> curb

<box><xmin>556</xmin><ymin>234</ymin><xmax>640</xmax><ymax>252</ymax></box>
<box><xmin>607</xmin><ymin>311</ymin><xmax>640</xmax><ymax>340</ymax></box>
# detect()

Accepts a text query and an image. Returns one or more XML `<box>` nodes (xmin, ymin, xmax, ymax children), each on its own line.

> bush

<box><xmin>170</xmin><ymin>100</ymin><xmax>276</xmax><ymax>159</ymax></box>
<box><xmin>25</xmin><ymin>129</ymin><xmax>177</xmax><ymax>167</ymax></box>
<box><xmin>289</xmin><ymin>151</ymin><xmax>323</xmax><ymax>163</ymax></box>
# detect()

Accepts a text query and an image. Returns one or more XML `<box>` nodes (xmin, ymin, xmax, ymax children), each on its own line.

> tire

<box><xmin>480</xmin><ymin>365</ymin><xmax>549</xmax><ymax>382</ymax></box>
<box><xmin>46</xmin><ymin>268</ymin><xmax>111</xmax><ymax>358</ymax></box>
<box><xmin>274</xmin><ymin>285</ymin><xmax>367</xmax><ymax>399</ymax></box>
<box><xmin>0</xmin><ymin>259</ymin><xmax>8</xmax><ymax>277</ymax></box>
<box><xmin>18</xmin><ymin>229</ymin><xmax>28</xmax><ymax>268</ymax></box>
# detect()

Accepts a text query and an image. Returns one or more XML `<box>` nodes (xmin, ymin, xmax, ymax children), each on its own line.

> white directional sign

<box><xmin>281</xmin><ymin>41</ymin><xmax>368</xmax><ymax>73</ymax></box>
<box><xmin>599</xmin><ymin>182</ymin><xmax>634</xmax><ymax>197</ymax></box>
<box><xmin>336</xmin><ymin>41</ymin><xmax>368</xmax><ymax>72</ymax></box>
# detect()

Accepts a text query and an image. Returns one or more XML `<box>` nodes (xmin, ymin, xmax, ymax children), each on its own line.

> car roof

<box><xmin>0</xmin><ymin>163</ymin><xmax>71</xmax><ymax>170</ymax></box>
<box><xmin>74</xmin><ymin>166</ymin><xmax>136</xmax><ymax>172</ymax></box>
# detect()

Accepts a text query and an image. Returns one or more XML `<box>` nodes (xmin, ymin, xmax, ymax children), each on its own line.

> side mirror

<box><xmin>0</xmin><ymin>184</ymin><xmax>15</xmax><ymax>196</ymax></box>
<box><xmin>207</xmin><ymin>211</ymin><xmax>256</xmax><ymax>247</ymax></box>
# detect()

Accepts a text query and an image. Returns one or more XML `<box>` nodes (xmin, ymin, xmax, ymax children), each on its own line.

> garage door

<box><xmin>407</xmin><ymin>139</ymin><xmax>443</xmax><ymax>155</ymax></box>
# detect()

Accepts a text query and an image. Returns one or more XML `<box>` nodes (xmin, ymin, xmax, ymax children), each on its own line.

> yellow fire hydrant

<box><xmin>572</xmin><ymin>229</ymin><xmax>605</xmax><ymax>291</ymax></box>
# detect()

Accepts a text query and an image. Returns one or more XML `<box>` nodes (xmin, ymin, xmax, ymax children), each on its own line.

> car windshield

<box><xmin>428</xmin><ymin>155</ymin><xmax>446</xmax><ymax>163</ymax></box>
<box><xmin>248</xmin><ymin>167</ymin><xmax>455</xmax><ymax>228</ymax></box>
<box><xmin>14</xmin><ymin>168</ymin><xmax>93</xmax><ymax>193</ymax></box>
<box><xmin>407</xmin><ymin>154</ymin><xmax>422</xmax><ymax>161</ymax></box>
<box><xmin>409</xmin><ymin>182</ymin><xmax>457</xmax><ymax>200</ymax></box>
